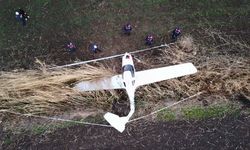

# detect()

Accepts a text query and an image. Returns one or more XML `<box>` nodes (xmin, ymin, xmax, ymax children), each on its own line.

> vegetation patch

<box><xmin>3</xmin><ymin>136</ymin><xmax>12</xmax><ymax>146</ymax></box>
<box><xmin>0</xmin><ymin>1</ymin><xmax>249</xmax><ymax>145</ymax></box>
<box><xmin>157</xmin><ymin>109</ymin><xmax>176</xmax><ymax>121</ymax></box>
<box><xmin>31</xmin><ymin>125</ymin><xmax>48</xmax><ymax>135</ymax></box>
<box><xmin>157</xmin><ymin>103</ymin><xmax>242</xmax><ymax>121</ymax></box>
<box><xmin>0</xmin><ymin>64</ymin><xmax>117</xmax><ymax>114</ymax></box>
<box><xmin>182</xmin><ymin>105</ymin><xmax>241</xmax><ymax>120</ymax></box>
<box><xmin>82</xmin><ymin>113</ymin><xmax>106</xmax><ymax>124</ymax></box>
<box><xmin>31</xmin><ymin>121</ymin><xmax>79</xmax><ymax>135</ymax></box>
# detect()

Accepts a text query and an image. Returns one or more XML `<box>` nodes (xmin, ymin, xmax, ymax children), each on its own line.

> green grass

<box><xmin>29</xmin><ymin>114</ymin><xmax>106</xmax><ymax>135</ymax></box>
<box><xmin>157</xmin><ymin>109</ymin><xmax>176</xmax><ymax>121</ymax></box>
<box><xmin>3</xmin><ymin>136</ymin><xmax>12</xmax><ymax>145</ymax></box>
<box><xmin>31</xmin><ymin>125</ymin><xmax>48</xmax><ymax>135</ymax></box>
<box><xmin>246</xmin><ymin>108</ymin><xmax>250</xmax><ymax>114</ymax></box>
<box><xmin>83</xmin><ymin>114</ymin><xmax>106</xmax><ymax>123</ymax></box>
<box><xmin>0</xmin><ymin>0</ymin><xmax>249</xmax><ymax>70</ymax></box>
<box><xmin>31</xmin><ymin>121</ymin><xmax>79</xmax><ymax>135</ymax></box>
<box><xmin>157</xmin><ymin>105</ymin><xmax>241</xmax><ymax>121</ymax></box>
<box><xmin>182</xmin><ymin>105</ymin><xmax>240</xmax><ymax>120</ymax></box>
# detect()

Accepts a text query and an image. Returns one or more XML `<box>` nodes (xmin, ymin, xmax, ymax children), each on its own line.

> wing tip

<box><xmin>186</xmin><ymin>63</ymin><xmax>198</xmax><ymax>73</ymax></box>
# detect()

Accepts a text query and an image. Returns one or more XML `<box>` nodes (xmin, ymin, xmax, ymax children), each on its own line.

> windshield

<box><xmin>122</xmin><ymin>64</ymin><xmax>135</xmax><ymax>77</ymax></box>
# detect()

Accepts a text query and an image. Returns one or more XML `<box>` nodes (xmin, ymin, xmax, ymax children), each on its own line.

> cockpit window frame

<box><xmin>122</xmin><ymin>64</ymin><xmax>135</xmax><ymax>77</ymax></box>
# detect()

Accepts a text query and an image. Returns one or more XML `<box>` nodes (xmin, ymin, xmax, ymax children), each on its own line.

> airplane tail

<box><xmin>104</xmin><ymin>112</ymin><xmax>129</xmax><ymax>133</ymax></box>
<box><xmin>104</xmin><ymin>93</ymin><xmax>135</xmax><ymax>133</ymax></box>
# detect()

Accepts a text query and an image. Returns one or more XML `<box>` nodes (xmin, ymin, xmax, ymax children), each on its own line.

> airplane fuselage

<box><xmin>75</xmin><ymin>52</ymin><xmax>197</xmax><ymax>132</ymax></box>
<box><xmin>122</xmin><ymin>53</ymin><xmax>136</xmax><ymax>98</ymax></box>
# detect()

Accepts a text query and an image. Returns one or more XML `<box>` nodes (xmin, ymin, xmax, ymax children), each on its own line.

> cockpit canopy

<box><xmin>122</xmin><ymin>64</ymin><xmax>135</xmax><ymax>77</ymax></box>
<box><xmin>122</xmin><ymin>64</ymin><xmax>135</xmax><ymax>87</ymax></box>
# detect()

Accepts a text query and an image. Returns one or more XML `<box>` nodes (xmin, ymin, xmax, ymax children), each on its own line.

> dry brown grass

<box><xmin>0</xmin><ymin>63</ymin><xmax>118</xmax><ymax>114</ymax></box>
<box><xmin>0</xmin><ymin>31</ymin><xmax>249</xmax><ymax>116</ymax></box>
<box><xmin>178</xmin><ymin>35</ymin><xmax>196</xmax><ymax>53</ymax></box>
<box><xmin>133</xmin><ymin>35</ymin><xmax>249</xmax><ymax>117</ymax></box>
<box><xmin>136</xmin><ymin>35</ymin><xmax>249</xmax><ymax>106</ymax></box>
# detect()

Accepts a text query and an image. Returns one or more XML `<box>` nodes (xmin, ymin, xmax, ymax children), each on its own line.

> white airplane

<box><xmin>75</xmin><ymin>52</ymin><xmax>197</xmax><ymax>132</ymax></box>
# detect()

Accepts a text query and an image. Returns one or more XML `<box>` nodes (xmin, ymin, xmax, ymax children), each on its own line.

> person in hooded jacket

<box><xmin>171</xmin><ymin>27</ymin><xmax>181</xmax><ymax>42</ymax></box>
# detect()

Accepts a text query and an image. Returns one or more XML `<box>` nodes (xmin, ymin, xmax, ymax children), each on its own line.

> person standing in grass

<box><xmin>123</xmin><ymin>23</ymin><xmax>132</xmax><ymax>35</ymax></box>
<box><xmin>89</xmin><ymin>43</ymin><xmax>102</xmax><ymax>53</ymax></box>
<box><xmin>15</xmin><ymin>9</ymin><xmax>24</xmax><ymax>21</ymax></box>
<box><xmin>66</xmin><ymin>42</ymin><xmax>77</xmax><ymax>53</ymax></box>
<box><xmin>171</xmin><ymin>27</ymin><xmax>181</xmax><ymax>42</ymax></box>
<box><xmin>145</xmin><ymin>34</ymin><xmax>154</xmax><ymax>46</ymax></box>
<box><xmin>15</xmin><ymin>8</ymin><xmax>29</xmax><ymax>26</ymax></box>
<box><xmin>22</xmin><ymin>12</ymin><xmax>29</xmax><ymax>26</ymax></box>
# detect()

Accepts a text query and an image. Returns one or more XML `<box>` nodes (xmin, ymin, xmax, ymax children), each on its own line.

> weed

<box><xmin>31</xmin><ymin>125</ymin><xmax>47</xmax><ymax>135</ymax></box>
<box><xmin>0</xmin><ymin>64</ymin><xmax>117</xmax><ymax>114</ymax></box>
<box><xmin>83</xmin><ymin>114</ymin><xmax>106</xmax><ymax>123</ymax></box>
<box><xmin>157</xmin><ymin>109</ymin><xmax>176</xmax><ymax>121</ymax></box>
<box><xmin>111</xmin><ymin>1</ymin><xmax>129</xmax><ymax>9</ymax></box>
<box><xmin>182</xmin><ymin>105</ymin><xmax>240</xmax><ymax>120</ymax></box>
<box><xmin>3</xmin><ymin>136</ymin><xmax>12</xmax><ymax>145</ymax></box>
<box><xmin>31</xmin><ymin>121</ymin><xmax>79</xmax><ymax>135</ymax></box>
<box><xmin>52</xmin><ymin>121</ymin><xmax>78</xmax><ymax>130</ymax></box>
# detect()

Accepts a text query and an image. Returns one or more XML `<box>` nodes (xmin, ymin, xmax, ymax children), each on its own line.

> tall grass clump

<box><xmin>0</xmin><ymin>63</ymin><xmax>118</xmax><ymax>114</ymax></box>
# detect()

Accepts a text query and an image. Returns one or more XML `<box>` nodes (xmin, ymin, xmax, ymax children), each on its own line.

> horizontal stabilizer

<box><xmin>75</xmin><ymin>75</ymin><xmax>124</xmax><ymax>91</ymax></box>
<box><xmin>135</xmin><ymin>63</ymin><xmax>197</xmax><ymax>87</ymax></box>
<box><xmin>104</xmin><ymin>112</ymin><xmax>129</xmax><ymax>133</ymax></box>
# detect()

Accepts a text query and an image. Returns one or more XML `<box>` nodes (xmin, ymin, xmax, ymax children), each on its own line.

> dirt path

<box><xmin>3</xmin><ymin>115</ymin><xmax>250</xmax><ymax>150</ymax></box>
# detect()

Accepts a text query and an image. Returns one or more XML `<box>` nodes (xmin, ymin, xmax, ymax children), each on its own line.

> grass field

<box><xmin>157</xmin><ymin>104</ymin><xmax>241</xmax><ymax>121</ymax></box>
<box><xmin>0</xmin><ymin>0</ymin><xmax>249</xmax><ymax>113</ymax></box>
<box><xmin>0</xmin><ymin>1</ymin><xmax>250</xmax><ymax>148</ymax></box>
<box><xmin>0</xmin><ymin>0</ymin><xmax>249</xmax><ymax>70</ymax></box>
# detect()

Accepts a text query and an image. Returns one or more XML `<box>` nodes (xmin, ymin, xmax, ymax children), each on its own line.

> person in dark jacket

<box><xmin>15</xmin><ymin>9</ymin><xmax>24</xmax><ymax>21</ymax></box>
<box><xmin>123</xmin><ymin>23</ymin><xmax>132</xmax><ymax>35</ymax></box>
<box><xmin>15</xmin><ymin>9</ymin><xmax>29</xmax><ymax>26</ymax></box>
<box><xmin>66</xmin><ymin>42</ymin><xmax>77</xmax><ymax>53</ymax></box>
<box><xmin>145</xmin><ymin>34</ymin><xmax>154</xmax><ymax>46</ymax></box>
<box><xmin>171</xmin><ymin>27</ymin><xmax>181</xmax><ymax>42</ymax></box>
<box><xmin>89</xmin><ymin>43</ymin><xmax>101</xmax><ymax>53</ymax></box>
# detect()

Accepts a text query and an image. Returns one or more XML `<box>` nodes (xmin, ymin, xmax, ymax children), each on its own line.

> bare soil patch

<box><xmin>2</xmin><ymin>115</ymin><xmax>250</xmax><ymax>149</ymax></box>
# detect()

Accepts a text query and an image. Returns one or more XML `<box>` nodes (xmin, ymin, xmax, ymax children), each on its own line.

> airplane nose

<box><xmin>125</xmin><ymin>52</ymin><xmax>130</xmax><ymax>56</ymax></box>
<box><xmin>125</xmin><ymin>53</ymin><xmax>131</xmax><ymax>59</ymax></box>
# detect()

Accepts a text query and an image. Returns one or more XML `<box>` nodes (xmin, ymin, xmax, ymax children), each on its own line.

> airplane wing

<box><xmin>74</xmin><ymin>74</ymin><xmax>124</xmax><ymax>91</ymax></box>
<box><xmin>135</xmin><ymin>63</ymin><xmax>197</xmax><ymax>87</ymax></box>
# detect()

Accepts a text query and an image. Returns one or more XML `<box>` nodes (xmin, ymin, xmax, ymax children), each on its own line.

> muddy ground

<box><xmin>2</xmin><ymin>115</ymin><xmax>250</xmax><ymax>149</ymax></box>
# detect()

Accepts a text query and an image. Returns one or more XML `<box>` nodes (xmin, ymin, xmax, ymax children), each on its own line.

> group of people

<box><xmin>15</xmin><ymin>9</ymin><xmax>182</xmax><ymax>54</ymax></box>
<box><xmin>123</xmin><ymin>23</ymin><xmax>155</xmax><ymax>46</ymax></box>
<box><xmin>123</xmin><ymin>23</ymin><xmax>182</xmax><ymax>45</ymax></box>
<box><xmin>66</xmin><ymin>23</ymin><xmax>182</xmax><ymax>53</ymax></box>
<box><xmin>15</xmin><ymin>8</ymin><xmax>29</xmax><ymax>26</ymax></box>
<box><xmin>66</xmin><ymin>42</ymin><xmax>101</xmax><ymax>53</ymax></box>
